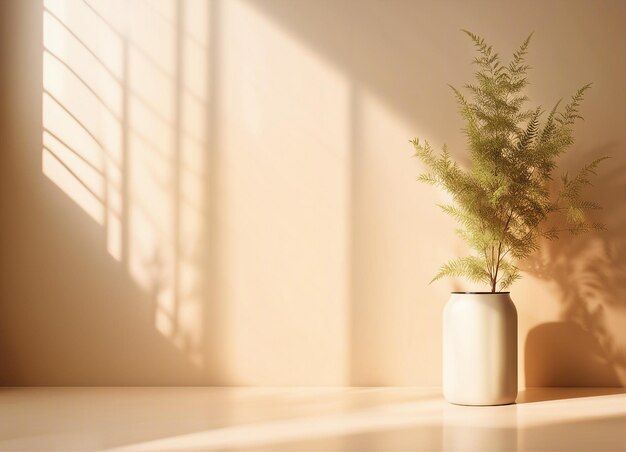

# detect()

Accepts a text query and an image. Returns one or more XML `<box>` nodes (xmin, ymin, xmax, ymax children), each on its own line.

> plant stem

<box><xmin>492</xmin><ymin>209</ymin><xmax>514</xmax><ymax>292</ymax></box>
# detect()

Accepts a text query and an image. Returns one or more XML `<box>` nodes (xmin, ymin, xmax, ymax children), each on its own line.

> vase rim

<box><xmin>450</xmin><ymin>291</ymin><xmax>510</xmax><ymax>294</ymax></box>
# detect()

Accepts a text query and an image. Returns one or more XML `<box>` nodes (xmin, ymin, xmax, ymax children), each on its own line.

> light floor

<box><xmin>2</xmin><ymin>387</ymin><xmax>625</xmax><ymax>451</ymax></box>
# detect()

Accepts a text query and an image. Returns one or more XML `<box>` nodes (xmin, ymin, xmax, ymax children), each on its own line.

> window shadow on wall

<box><xmin>0</xmin><ymin>0</ymin><xmax>225</xmax><ymax>385</ymax></box>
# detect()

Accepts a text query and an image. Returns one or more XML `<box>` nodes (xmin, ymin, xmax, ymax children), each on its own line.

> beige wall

<box><xmin>1</xmin><ymin>0</ymin><xmax>624</xmax><ymax>386</ymax></box>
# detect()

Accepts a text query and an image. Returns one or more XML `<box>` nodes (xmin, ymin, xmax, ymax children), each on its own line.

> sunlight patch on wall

<box><xmin>347</xmin><ymin>88</ymin><xmax>451</xmax><ymax>384</ymax></box>
<box><xmin>217</xmin><ymin>0</ymin><xmax>351</xmax><ymax>384</ymax></box>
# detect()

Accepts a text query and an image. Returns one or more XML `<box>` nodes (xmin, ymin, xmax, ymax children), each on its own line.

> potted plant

<box><xmin>412</xmin><ymin>30</ymin><xmax>606</xmax><ymax>406</ymax></box>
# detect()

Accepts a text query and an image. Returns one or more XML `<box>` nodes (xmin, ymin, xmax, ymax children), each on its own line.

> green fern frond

<box><xmin>412</xmin><ymin>31</ymin><xmax>606</xmax><ymax>292</ymax></box>
<box><xmin>516</xmin><ymin>107</ymin><xmax>541</xmax><ymax>153</ymax></box>
<box><xmin>556</xmin><ymin>83</ymin><xmax>592</xmax><ymax>126</ymax></box>
<box><xmin>510</xmin><ymin>32</ymin><xmax>533</xmax><ymax>68</ymax></box>
<box><xmin>430</xmin><ymin>256</ymin><xmax>490</xmax><ymax>285</ymax></box>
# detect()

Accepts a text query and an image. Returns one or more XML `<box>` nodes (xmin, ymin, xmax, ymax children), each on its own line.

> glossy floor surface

<box><xmin>3</xmin><ymin>387</ymin><xmax>625</xmax><ymax>451</ymax></box>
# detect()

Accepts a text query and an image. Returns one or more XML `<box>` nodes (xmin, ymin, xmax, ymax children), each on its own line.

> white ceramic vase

<box><xmin>443</xmin><ymin>292</ymin><xmax>517</xmax><ymax>406</ymax></box>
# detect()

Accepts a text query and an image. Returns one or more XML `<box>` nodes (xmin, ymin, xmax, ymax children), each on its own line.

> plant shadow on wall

<box><xmin>522</xmin><ymin>144</ymin><xmax>626</xmax><ymax>387</ymax></box>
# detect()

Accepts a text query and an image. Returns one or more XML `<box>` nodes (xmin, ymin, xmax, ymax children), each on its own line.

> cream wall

<box><xmin>0</xmin><ymin>0</ymin><xmax>624</xmax><ymax>386</ymax></box>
